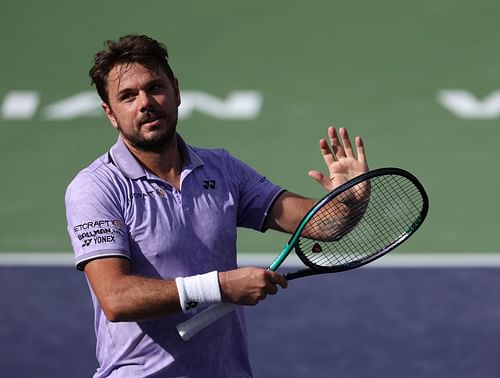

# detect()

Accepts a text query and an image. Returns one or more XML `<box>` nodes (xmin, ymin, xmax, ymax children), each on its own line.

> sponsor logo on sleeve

<box><xmin>73</xmin><ymin>219</ymin><xmax>123</xmax><ymax>248</ymax></box>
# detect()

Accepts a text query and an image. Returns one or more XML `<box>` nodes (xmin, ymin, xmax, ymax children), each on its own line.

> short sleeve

<box><xmin>225</xmin><ymin>151</ymin><xmax>284</xmax><ymax>231</ymax></box>
<box><xmin>65</xmin><ymin>171</ymin><xmax>130</xmax><ymax>270</ymax></box>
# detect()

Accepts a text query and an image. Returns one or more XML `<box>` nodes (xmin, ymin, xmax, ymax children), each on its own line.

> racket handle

<box><xmin>176</xmin><ymin>302</ymin><xmax>237</xmax><ymax>341</ymax></box>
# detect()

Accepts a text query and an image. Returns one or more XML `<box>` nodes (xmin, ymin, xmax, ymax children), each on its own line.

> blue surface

<box><xmin>1</xmin><ymin>267</ymin><xmax>499</xmax><ymax>377</ymax></box>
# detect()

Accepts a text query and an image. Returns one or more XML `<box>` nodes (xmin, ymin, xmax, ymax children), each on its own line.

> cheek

<box><xmin>114</xmin><ymin>107</ymin><xmax>138</xmax><ymax>127</ymax></box>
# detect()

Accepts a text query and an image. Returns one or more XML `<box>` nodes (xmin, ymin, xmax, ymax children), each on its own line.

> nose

<box><xmin>138</xmin><ymin>91</ymin><xmax>155</xmax><ymax>112</ymax></box>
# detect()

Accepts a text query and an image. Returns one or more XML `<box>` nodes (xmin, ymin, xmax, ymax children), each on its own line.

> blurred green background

<box><xmin>1</xmin><ymin>0</ymin><xmax>499</xmax><ymax>253</ymax></box>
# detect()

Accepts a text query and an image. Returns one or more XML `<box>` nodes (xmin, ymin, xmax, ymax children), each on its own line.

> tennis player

<box><xmin>65</xmin><ymin>34</ymin><xmax>368</xmax><ymax>378</ymax></box>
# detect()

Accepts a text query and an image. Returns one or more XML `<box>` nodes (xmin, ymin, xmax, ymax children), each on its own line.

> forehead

<box><xmin>107</xmin><ymin>63</ymin><xmax>169</xmax><ymax>93</ymax></box>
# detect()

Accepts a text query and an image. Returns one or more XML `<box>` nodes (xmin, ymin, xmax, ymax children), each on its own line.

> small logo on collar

<box><xmin>156</xmin><ymin>188</ymin><xmax>166</xmax><ymax>198</ymax></box>
<box><xmin>203</xmin><ymin>180</ymin><xmax>216</xmax><ymax>189</ymax></box>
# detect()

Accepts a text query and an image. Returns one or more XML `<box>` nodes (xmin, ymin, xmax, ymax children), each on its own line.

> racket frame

<box><xmin>283</xmin><ymin>167</ymin><xmax>428</xmax><ymax>279</ymax></box>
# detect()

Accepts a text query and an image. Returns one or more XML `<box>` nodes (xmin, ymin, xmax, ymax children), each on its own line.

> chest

<box><xmin>122</xmin><ymin>176</ymin><xmax>238</xmax><ymax>275</ymax></box>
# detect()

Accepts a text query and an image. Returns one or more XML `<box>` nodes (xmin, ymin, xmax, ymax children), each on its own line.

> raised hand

<box><xmin>308</xmin><ymin>127</ymin><xmax>368</xmax><ymax>192</ymax></box>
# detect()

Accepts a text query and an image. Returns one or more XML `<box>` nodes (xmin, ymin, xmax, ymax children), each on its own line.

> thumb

<box><xmin>308</xmin><ymin>170</ymin><xmax>331</xmax><ymax>190</ymax></box>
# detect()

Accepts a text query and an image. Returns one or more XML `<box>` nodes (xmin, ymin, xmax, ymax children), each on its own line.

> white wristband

<box><xmin>175</xmin><ymin>271</ymin><xmax>222</xmax><ymax>312</ymax></box>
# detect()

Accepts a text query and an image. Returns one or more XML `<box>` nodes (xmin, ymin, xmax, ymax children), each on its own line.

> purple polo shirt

<box><xmin>65</xmin><ymin>135</ymin><xmax>283</xmax><ymax>378</ymax></box>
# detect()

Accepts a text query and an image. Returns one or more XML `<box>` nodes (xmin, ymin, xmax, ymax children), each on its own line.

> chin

<box><xmin>132</xmin><ymin>129</ymin><xmax>176</xmax><ymax>152</ymax></box>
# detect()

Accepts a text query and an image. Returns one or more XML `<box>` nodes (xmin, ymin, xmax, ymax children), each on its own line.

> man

<box><xmin>65</xmin><ymin>34</ymin><xmax>368</xmax><ymax>377</ymax></box>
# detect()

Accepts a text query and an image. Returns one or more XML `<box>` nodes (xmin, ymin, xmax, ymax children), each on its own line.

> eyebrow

<box><xmin>116</xmin><ymin>78</ymin><xmax>167</xmax><ymax>99</ymax></box>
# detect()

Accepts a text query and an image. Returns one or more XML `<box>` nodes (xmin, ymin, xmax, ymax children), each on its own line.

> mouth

<box><xmin>141</xmin><ymin>117</ymin><xmax>162</xmax><ymax>127</ymax></box>
<box><xmin>140</xmin><ymin>112</ymin><xmax>164</xmax><ymax>127</ymax></box>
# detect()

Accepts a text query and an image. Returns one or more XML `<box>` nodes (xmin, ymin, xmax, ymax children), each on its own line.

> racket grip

<box><xmin>176</xmin><ymin>302</ymin><xmax>237</xmax><ymax>341</ymax></box>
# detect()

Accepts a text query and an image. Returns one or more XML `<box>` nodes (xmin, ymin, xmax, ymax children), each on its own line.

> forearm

<box><xmin>265</xmin><ymin>191</ymin><xmax>316</xmax><ymax>233</ymax></box>
<box><xmin>265</xmin><ymin>189</ymin><xmax>370</xmax><ymax>241</ymax></box>
<box><xmin>84</xmin><ymin>257</ymin><xmax>183</xmax><ymax>322</ymax></box>
<box><xmin>92</xmin><ymin>274</ymin><xmax>182</xmax><ymax>322</ymax></box>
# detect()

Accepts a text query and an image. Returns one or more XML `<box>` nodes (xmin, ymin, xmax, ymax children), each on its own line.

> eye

<box><xmin>118</xmin><ymin>92</ymin><xmax>135</xmax><ymax>102</ymax></box>
<box><xmin>150</xmin><ymin>82</ymin><xmax>165</xmax><ymax>92</ymax></box>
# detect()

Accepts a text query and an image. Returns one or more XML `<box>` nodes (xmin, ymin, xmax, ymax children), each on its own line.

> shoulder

<box><xmin>65</xmin><ymin>152</ymin><xmax>126</xmax><ymax>203</ymax></box>
<box><xmin>189</xmin><ymin>145</ymin><xmax>232</xmax><ymax>161</ymax></box>
<box><xmin>189</xmin><ymin>145</ymin><xmax>251</xmax><ymax>172</ymax></box>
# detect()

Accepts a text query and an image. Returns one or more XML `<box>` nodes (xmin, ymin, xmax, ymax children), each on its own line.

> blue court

<box><xmin>1</xmin><ymin>264</ymin><xmax>499</xmax><ymax>377</ymax></box>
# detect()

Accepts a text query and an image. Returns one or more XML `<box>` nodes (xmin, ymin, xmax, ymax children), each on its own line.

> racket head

<box><xmin>290</xmin><ymin>167</ymin><xmax>428</xmax><ymax>275</ymax></box>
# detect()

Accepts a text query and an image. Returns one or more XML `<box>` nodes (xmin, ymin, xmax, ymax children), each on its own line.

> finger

<box><xmin>355</xmin><ymin>136</ymin><xmax>367</xmax><ymax>164</ymax></box>
<box><xmin>265</xmin><ymin>284</ymin><xmax>279</xmax><ymax>295</ymax></box>
<box><xmin>275</xmin><ymin>273</ymin><xmax>288</xmax><ymax>289</ymax></box>
<box><xmin>339</xmin><ymin>127</ymin><xmax>355</xmax><ymax>159</ymax></box>
<box><xmin>308</xmin><ymin>170</ymin><xmax>333</xmax><ymax>190</ymax></box>
<box><xmin>329</xmin><ymin>127</ymin><xmax>346</xmax><ymax>159</ymax></box>
<box><xmin>267</xmin><ymin>271</ymin><xmax>288</xmax><ymax>289</ymax></box>
<box><xmin>319</xmin><ymin>138</ymin><xmax>336</xmax><ymax>166</ymax></box>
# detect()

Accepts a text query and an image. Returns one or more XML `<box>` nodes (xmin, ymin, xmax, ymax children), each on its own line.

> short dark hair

<box><xmin>89</xmin><ymin>35</ymin><xmax>176</xmax><ymax>103</ymax></box>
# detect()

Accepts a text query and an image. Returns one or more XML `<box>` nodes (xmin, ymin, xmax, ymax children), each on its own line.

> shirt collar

<box><xmin>109</xmin><ymin>134</ymin><xmax>204</xmax><ymax>180</ymax></box>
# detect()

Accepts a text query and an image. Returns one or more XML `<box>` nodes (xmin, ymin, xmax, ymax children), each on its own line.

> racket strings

<box><xmin>298</xmin><ymin>175</ymin><xmax>424</xmax><ymax>268</ymax></box>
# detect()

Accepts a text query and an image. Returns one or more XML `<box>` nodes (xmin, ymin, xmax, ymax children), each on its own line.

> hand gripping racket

<box><xmin>176</xmin><ymin>167</ymin><xmax>429</xmax><ymax>340</ymax></box>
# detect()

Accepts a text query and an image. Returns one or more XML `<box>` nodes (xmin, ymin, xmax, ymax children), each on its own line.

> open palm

<box><xmin>308</xmin><ymin>127</ymin><xmax>369</xmax><ymax>192</ymax></box>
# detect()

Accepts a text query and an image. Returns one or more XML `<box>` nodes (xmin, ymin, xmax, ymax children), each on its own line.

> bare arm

<box><xmin>84</xmin><ymin>257</ymin><xmax>182</xmax><ymax>322</ymax></box>
<box><xmin>264</xmin><ymin>191</ymin><xmax>316</xmax><ymax>233</ymax></box>
<box><xmin>84</xmin><ymin>257</ymin><xmax>287</xmax><ymax>322</ymax></box>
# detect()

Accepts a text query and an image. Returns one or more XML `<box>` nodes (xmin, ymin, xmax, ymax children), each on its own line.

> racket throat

<box><xmin>267</xmin><ymin>244</ymin><xmax>292</xmax><ymax>271</ymax></box>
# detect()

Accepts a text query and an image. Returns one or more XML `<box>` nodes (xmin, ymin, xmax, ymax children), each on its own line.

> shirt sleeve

<box><xmin>65</xmin><ymin>170</ymin><xmax>130</xmax><ymax>270</ymax></box>
<box><xmin>224</xmin><ymin>150</ymin><xmax>285</xmax><ymax>231</ymax></box>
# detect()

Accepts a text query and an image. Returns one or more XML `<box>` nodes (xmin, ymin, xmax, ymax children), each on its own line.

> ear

<box><xmin>102</xmin><ymin>102</ymin><xmax>119</xmax><ymax>129</ymax></box>
<box><xmin>174</xmin><ymin>78</ymin><xmax>181</xmax><ymax>107</ymax></box>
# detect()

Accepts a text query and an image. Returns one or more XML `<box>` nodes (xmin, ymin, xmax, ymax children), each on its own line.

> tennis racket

<box><xmin>176</xmin><ymin>167</ymin><xmax>428</xmax><ymax>340</ymax></box>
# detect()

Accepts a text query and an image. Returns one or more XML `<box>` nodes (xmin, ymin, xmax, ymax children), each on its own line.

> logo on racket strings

<box><xmin>312</xmin><ymin>243</ymin><xmax>323</xmax><ymax>253</ymax></box>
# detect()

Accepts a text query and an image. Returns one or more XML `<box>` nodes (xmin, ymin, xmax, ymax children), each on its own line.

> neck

<box><xmin>123</xmin><ymin>136</ymin><xmax>183</xmax><ymax>189</ymax></box>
